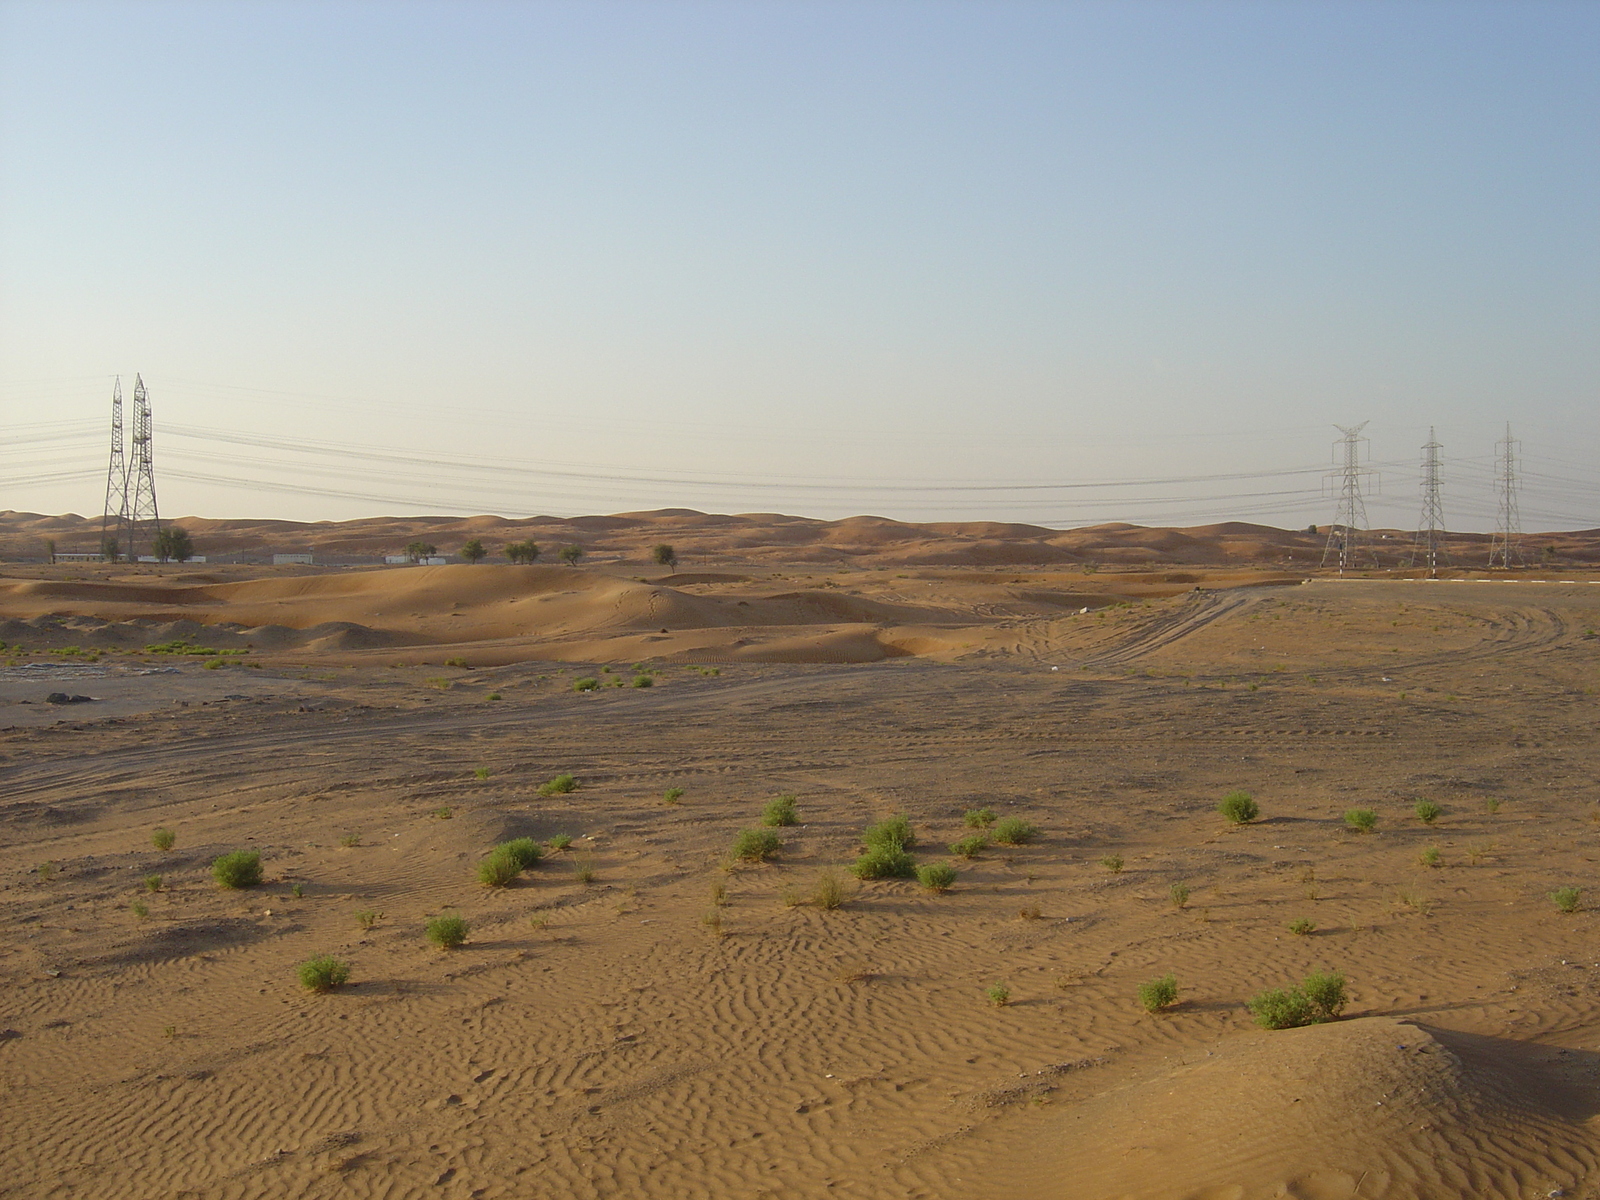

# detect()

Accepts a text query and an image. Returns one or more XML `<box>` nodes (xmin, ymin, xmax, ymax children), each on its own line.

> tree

<box><xmin>505</xmin><ymin>540</ymin><xmax>540</xmax><ymax>564</ymax></box>
<box><xmin>558</xmin><ymin>545</ymin><xmax>584</xmax><ymax>566</ymax></box>
<box><xmin>652</xmin><ymin>544</ymin><xmax>678</xmax><ymax>570</ymax></box>
<box><xmin>153</xmin><ymin>526</ymin><xmax>194</xmax><ymax>563</ymax></box>
<box><xmin>460</xmin><ymin>538</ymin><xmax>487</xmax><ymax>564</ymax></box>
<box><xmin>101</xmin><ymin>537</ymin><xmax>120</xmax><ymax>563</ymax></box>
<box><xmin>405</xmin><ymin>541</ymin><xmax>437</xmax><ymax>564</ymax></box>
<box><xmin>45</xmin><ymin>538</ymin><xmax>56</xmax><ymax>565</ymax></box>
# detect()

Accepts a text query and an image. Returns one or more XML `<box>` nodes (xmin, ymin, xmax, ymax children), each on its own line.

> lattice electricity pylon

<box><xmin>100</xmin><ymin>377</ymin><xmax>128</xmax><ymax>560</ymax></box>
<box><xmin>1404</xmin><ymin>426</ymin><xmax>1449</xmax><ymax>576</ymax></box>
<box><xmin>120</xmin><ymin>374</ymin><xmax>162</xmax><ymax>561</ymax></box>
<box><xmin>1488</xmin><ymin>422</ymin><xmax>1523</xmax><ymax>569</ymax></box>
<box><xmin>1320</xmin><ymin>422</ymin><xmax>1377</xmax><ymax>574</ymax></box>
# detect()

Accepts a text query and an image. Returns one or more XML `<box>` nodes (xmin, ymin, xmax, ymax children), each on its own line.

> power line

<box><xmin>1321</xmin><ymin>422</ymin><xmax>1376</xmax><ymax>574</ymax></box>
<box><xmin>1488</xmin><ymin>422</ymin><xmax>1524</xmax><ymax>568</ymax></box>
<box><xmin>1405</xmin><ymin>427</ymin><xmax>1448</xmax><ymax>576</ymax></box>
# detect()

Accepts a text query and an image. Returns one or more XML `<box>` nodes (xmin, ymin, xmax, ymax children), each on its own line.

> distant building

<box><xmin>273</xmin><ymin>553</ymin><xmax>314</xmax><ymax>565</ymax></box>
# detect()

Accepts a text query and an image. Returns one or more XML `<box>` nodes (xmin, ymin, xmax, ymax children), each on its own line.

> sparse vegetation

<box><xmin>964</xmin><ymin>807</ymin><xmax>997</xmax><ymax>829</ymax></box>
<box><xmin>1288</xmin><ymin>918</ymin><xmax>1316</xmax><ymax>936</ymax></box>
<box><xmin>663</xmin><ymin>787</ymin><xmax>685</xmax><ymax>804</ymax></box>
<box><xmin>1100</xmin><ymin>854</ymin><xmax>1124</xmax><ymax>873</ymax></box>
<box><xmin>731</xmin><ymin>827</ymin><xmax>782</xmax><ymax>863</ymax></box>
<box><xmin>143</xmin><ymin>873</ymin><xmax>163</xmax><ymax>893</ymax></box>
<box><xmin>539</xmin><ymin>773</ymin><xmax>578</xmax><ymax>795</ymax></box>
<box><xmin>1485</xmin><ymin>797</ymin><xmax>1501</xmax><ymax>815</ymax></box>
<box><xmin>1418</xmin><ymin>846</ymin><xmax>1442</xmax><ymax>868</ymax></box>
<box><xmin>811</xmin><ymin>868</ymin><xmax>848</xmax><ymax>910</ymax></box>
<box><xmin>356</xmin><ymin>909</ymin><xmax>380</xmax><ymax>931</ymax></box>
<box><xmin>1137</xmin><ymin>974</ymin><xmax>1179</xmax><ymax>1013</ymax></box>
<box><xmin>762</xmin><ymin>794</ymin><xmax>798</xmax><ymax>826</ymax></box>
<box><xmin>151</xmin><ymin>827</ymin><xmax>176</xmax><ymax>851</ymax></box>
<box><xmin>573</xmin><ymin>677</ymin><xmax>599</xmax><ymax>692</ymax></box>
<box><xmin>1551</xmin><ymin>887</ymin><xmax>1582</xmax><ymax>913</ymax></box>
<box><xmin>709</xmin><ymin>879</ymin><xmax>727</xmax><ymax>906</ymax></box>
<box><xmin>473</xmin><ymin>767</ymin><xmax>490</xmax><ymax>780</ymax></box>
<box><xmin>444</xmin><ymin>656</ymin><xmax>468</xmax><ymax>668</ymax></box>
<box><xmin>130</xmin><ymin>900</ymin><xmax>149</xmax><ymax>919</ymax></box>
<box><xmin>426</xmin><ymin>912</ymin><xmax>468</xmax><ymax>949</ymax></box>
<box><xmin>477</xmin><ymin>848</ymin><xmax>523</xmax><ymax>887</ymax></box>
<box><xmin>573</xmin><ymin>854</ymin><xmax>597</xmax><ymax>884</ymax></box>
<box><xmin>1249</xmin><ymin>970</ymin><xmax>1347</xmax><ymax>1029</ymax></box>
<box><xmin>1302</xmin><ymin>971</ymin><xmax>1347</xmax><ymax>1019</ymax></box>
<box><xmin>992</xmin><ymin>816</ymin><xmax>1037</xmax><ymax>846</ymax></box>
<box><xmin>1169</xmin><ymin>882</ymin><xmax>1190</xmax><ymax>909</ymax></box>
<box><xmin>702</xmin><ymin>909</ymin><xmax>723</xmax><ymax>936</ymax></box>
<box><xmin>917</xmin><ymin>863</ymin><xmax>957</xmax><ymax>892</ymax></box>
<box><xmin>949</xmin><ymin>834</ymin><xmax>987</xmax><ymax>859</ymax></box>
<box><xmin>1017</xmin><ymin>903</ymin><xmax>1042</xmax><ymax>920</ymax></box>
<box><xmin>1414</xmin><ymin>799</ymin><xmax>1442</xmax><ymax>824</ymax></box>
<box><xmin>1218</xmin><ymin>791</ymin><xmax>1259</xmax><ymax>824</ymax></box>
<box><xmin>432</xmin><ymin>805</ymin><xmax>454</xmax><ymax>820</ymax></box>
<box><xmin>500</xmin><ymin>837</ymin><xmax>543</xmax><ymax>870</ymax></box>
<box><xmin>546</xmin><ymin>834</ymin><xmax>573</xmax><ymax>850</ymax></box>
<box><xmin>505</xmin><ymin>539</ymin><xmax>541</xmax><ymax>564</ymax></box>
<box><xmin>559</xmin><ymin>545</ymin><xmax>584</xmax><ymax>566</ymax></box>
<box><xmin>339</xmin><ymin>833</ymin><xmax>361</xmax><ymax>848</ymax></box>
<box><xmin>863</xmin><ymin>814</ymin><xmax>915</xmax><ymax>851</ymax></box>
<box><xmin>985</xmin><ymin>982</ymin><xmax>1011</xmax><ymax>1007</ymax></box>
<box><xmin>212</xmin><ymin>850</ymin><xmax>263</xmax><ymax>889</ymax></box>
<box><xmin>853</xmin><ymin>843</ymin><xmax>916</xmax><ymax>880</ymax></box>
<box><xmin>291</xmin><ymin>883</ymin><xmax>304</xmax><ymax>899</ymax></box>
<box><xmin>632</xmin><ymin>675</ymin><xmax>653</xmax><ymax>688</ymax></box>
<box><xmin>652</xmin><ymin>544</ymin><xmax>678</xmax><ymax>570</ymax></box>
<box><xmin>1343</xmin><ymin>808</ymin><xmax>1378</xmax><ymax>833</ymax></box>
<box><xmin>298</xmin><ymin>955</ymin><xmax>352</xmax><ymax>993</ymax></box>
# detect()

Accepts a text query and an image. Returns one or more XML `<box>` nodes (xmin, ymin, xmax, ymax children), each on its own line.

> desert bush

<box><xmin>948</xmin><ymin>834</ymin><xmax>987</xmax><ymax>859</ymax></box>
<box><xmin>339</xmin><ymin>833</ymin><xmax>361</xmax><ymax>848</ymax></box>
<box><xmin>212</xmin><ymin>850</ymin><xmax>263</xmax><ymax>889</ymax></box>
<box><xmin>1302</xmin><ymin>971</ymin><xmax>1347</xmax><ymax>1019</ymax></box>
<box><xmin>632</xmin><ymin>675</ymin><xmax>653</xmax><ymax>688</ymax></box>
<box><xmin>1343</xmin><ymin>808</ymin><xmax>1378</xmax><ymax>833</ymax></box>
<box><xmin>1418</xmin><ymin>846</ymin><xmax>1441</xmax><ymax>868</ymax></box>
<box><xmin>1248</xmin><ymin>986</ymin><xmax>1318</xmax><ymax>1030</ymax></box>
<box><xmin>547</xmin><ymin>834</ymin><xmax>573</xmax><ymax>850</ymax></box>
<box><xmin>985</xmin><ymin>982</ymin><xmax>1011</xmax><ymax>1007</ymax></box>
<box><xmin>130</xmin><ymin>900</ymin><xmax>149</xmax><ymax>918</ymax></box>
<box><xmin>1100</xmin><ymin>855</ymin><xmax>1124</xmax><ymax>873</ymax></box>
<box><xmin>1137</xmin><ymin>974</ymin><xmax>1179</xmax><ymax>1013</ymax></box>
<box><xmin>1485</xmin><ymin>798</ymin><xmax>1501</xmax><ymax>814</ymax></box>
<box><xmin>499</xmin><ymin>837</ymin><xmax>543</xmax><ymax>869</ymax></box>
<box><xmin>731</xmin><ymin>827</ymin><xmax>782</xmax><ymax>863</ymax></box>
<box><xmin>143</xmin><ymin>874</ymin><xmax>163</xmax><ymax>893</ymax></box>
<box><xmin>663</xmin><ymin>787</ymin><xmax>685</xmax><ymax>804</ymax></box>
<box><xmin>852</xmin><ymin>844</ymin><xmax>916</xmax><ymax>879</ymax></box>
<box><xmin>709</xmin><ymin>879</ymin><xmax>727</xmax><ymax>906</ymax></box>
<box><xmin>1551</xmin><ymin>887</ymin><xmax>1582</xmax><ymax>913</ymax></box>
<box><xmin>702</xmin><ymin>909</ymin><xmax>723</xmax><ymax>936</ymax></box>
<box><xmin>432</xmin><ymin>806</ymin><xmax>454</xmax><ymax>820</ymax></box>
<box><xmin>573</xmin><ymin>677</ymin><xmax>599</xmax><ymax>692</ymax></box>
<box><xmin>426</xmin><ymin>912</ymin><xmax>468</xmax><ymax>949</ymax></box>
<box><xmin>1017</xmin><ymin>903</ymin><xmax>1042</xmax><ymax>920</ymax></box>
<box><xmin>444</xmin><ymin>656</ymin><xmax>468</xmax><ymax>668</ymax></box>
<box><xmin>917</xmin><ymin>863</ymin><xmax>957</xmax><ymax>892</ymax></box>
<box><xmin>762</xmin><ymin>795</ymin><xmax>799</xmax><ymax>827</ymax></box>
<box><xmin>1169</xmin><ymin>882</ymin><xmax>1190</xmax><ymax>909</ymax></box>
<box><xmin>291</xmin><ymin>883</ymin><xmax>305</xmax><ymax>899</ymax></box>
<box><xmin>539</xmin><ymin>773</ymin><xmax>578</xmax><ymax>795</ymax></box>
<box><xmin>863</xmin><ymin>814</ymin><xmax>915</xmax><ymax>851</ymax></box>
<box><xmin>473</xmin><ymin>767</ymin><xmax>490</xmax><ymax>780</ymax></box>
<box><xmin>1414</xmin><ymin>799</ymin><xmax>1442</xmax><ymax>824</ymax></box>
<box><xmin>964</xmin><ymin>807</ymin><xmax>997</xmax><ymax>829</ymax></box>
<box><xmin>573</xmin><ymin>854</ymin><xmax>597</xmax><ymax>884</ymax></box>
<box><xmin>992</xmin><ymin>817</ymin><xmax>1037</xmax><ymax>846</ymax></box>
<box><xmin>477</xmin><ymin>848</ymin><xmax>522</xmax><ymax>887</ymax></box>
<box><xmin>1218</xmin><ymin>791</ymin><xmax>1259</xmax><ymax>824</ymax></box>
<box><xmin>150</xmin><ymin>827</ymin><xmax>176</xmax><ymax>851</ymax></box>
<box><xmin>811</xmin><ymin>868</ymin><xmax>848</xmax><ymax>910</ymax></box>
<box><xmin>1288</xmin><ymin>918</ymin><xmax>1316</xmax><ymax>936</ymax></box>
<box><xmin>297</xmin><ymin>955</ymin><xmax>351</xmax><ymax>993</ymax></box>
<box><xmin>356</xmin><ymin>909</ymin><xmax>380</xmax><ymax>930</ymax></box>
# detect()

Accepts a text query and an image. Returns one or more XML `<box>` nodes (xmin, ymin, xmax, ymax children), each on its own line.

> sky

<box><xmin>1</xmin><ymin>0</ymin><xmax>1596</xmax><ymax>531</ymax></box>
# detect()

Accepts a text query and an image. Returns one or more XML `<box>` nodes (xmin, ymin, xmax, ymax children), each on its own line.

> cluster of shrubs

<box><xmin>1247</xmin><ymin>971</ymin><xmax>1347</xmax><ymax>1029</ymax></box>
<box><xmin>478</xmin><ymin>837</ymin><xmax>543</xmax><ymax>886</ymax></box>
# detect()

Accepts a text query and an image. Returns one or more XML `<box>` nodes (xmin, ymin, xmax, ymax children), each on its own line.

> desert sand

<box><xmin>4</xmin><ymin>522</ymin><xmax>1600</xmax><ymax>1199</ymax></box>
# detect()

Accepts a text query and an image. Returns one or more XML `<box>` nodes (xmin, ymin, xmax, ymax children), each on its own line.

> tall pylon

<box><xmin>1320</xmin><ymin>422</ymin><xmax>1375</xmax><ymax>574</ymax></box>
<box><xmin>1488</xmin><ymin>422</ymin><xmax>1523</xmax><ymax>569</ymax></box>
<box><xmin>100</xmin><ymin>378</ymin><xmax>128</xmax><ymax>560</ymax></box>
<box><xmin>1405</xmin><ymin>427</ymin><xmax>1448</xmax><ymax>576</ymax></box>
<box><xmin>120</xmin><ymin>375</ymin><xmax>162</xmax><ymax>562</ymax></box>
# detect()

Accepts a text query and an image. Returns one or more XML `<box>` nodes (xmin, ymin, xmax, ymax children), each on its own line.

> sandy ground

<box><xmin>3</xmin><ymin>565</ymin><xmax>1600</xmax><ymax>1199</ymax></box>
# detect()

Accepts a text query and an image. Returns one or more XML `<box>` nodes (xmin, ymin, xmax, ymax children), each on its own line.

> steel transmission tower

<box><xmin>119</xmin><ymin>375</ymin><xmax>162</xmax><ymax>561</ymax></box>
<box><xmin>1320</xmin><ymin>422</ymin><xmax>1375</xmax><ymax>574</ymax></box>
<box><xmin>1405</xmin><ymin>427</ymin><xmax>1448</xmax><ymax>576</ymax></box>
<box><xmin>1488</xmin><ymin>422</ymin><xmax>1523</xmax><ymax>569</ymax></box>
<box><xmin>100</xmin><ymin>378</ymin><xmax>129</xmax><ymax>560</ymax></box>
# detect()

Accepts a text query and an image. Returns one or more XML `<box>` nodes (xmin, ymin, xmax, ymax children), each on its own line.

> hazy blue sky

<box><xmin>2</xmin><ymin>0</ymin><xmax>1596</xmax><ymax>530</ymax></box>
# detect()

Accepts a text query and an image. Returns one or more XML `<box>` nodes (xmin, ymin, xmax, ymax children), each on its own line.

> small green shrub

<box><xmin>1218</xmin><ymin>791</ymin><xmax>1259</xmax><ymax>824</ymax></box>
<box><xmin>130</xmin><ymin>900</ymin><xmax>149</xmax><ymax>918</ymax></box>
<box><xmin>632</xmin><ymin>675</ymin><xmax>653</xmax><ymax>688</ymax></box>
<box><xmin>1302</xmin><ymin>971</ymin><xmax>1347</xmax><ymax>1019</ymax></box>
<box><xmin>992</xmin><ymin>817</ymin><xmax>1037</xmax><ymax>846</ymax></box>
<box><xmin>1169</xmin><ymin>882</ymin><xmax>1190</xmax><ymax>909</ymax></box>
<box><xmin>356</xmin><ymin>909</ymin><xmax>380</xmax><ymax>931</ymax></box>
<box><xmin>811</xmin><ymin>868</ymin><xmax>848</xmax><ymax>910</ymax></box>
<box><xmin>573</xmin><ymin>677</ymin><xmax>599</xmax><ymax>692</ymax></box>
<box><xmin>473</xmin><ymin>767</ymin><xmax>490</xmax><ymax>780</ymax></box>
<box><xmin>1418</xmin><ymin>846</ymin><xmax>1441</xmax><ymax>868</ymax></box>
<box><xmin>1343</xmin><ymin>808</ymin><xmax>1378</xmax><ymax>833</ymax></box>
<box><xmin>546</xmin><ymin>834</ymin><xmax>573</xmax><ymax>850</ymax></box>
<box><xmin>853</xmin><ymin>845</ymin><xmax>916</xmax><ymax>879</ymax></box>
<box><xmin>863</xmin><ymin>814</ymin><xmax>915</xmax><ymax>851</ymax></box>
<box><xmin>917</xmin><ymin>863</ymin><xmax>957</xmax><ymax>892</ymax></box>
<box><xmin>948</xmin><ymin>834</ymin><xmax>987</xmax><ymax>859</ymax></box>
<box><xmin>731</xmin><ymin>827</ymin><xmax>782</xmax><ymax>863</ymax></box>
<box><xmin>143</xmin><ymin>874</ymin><xmax>163</xmax><ymax>893</ymax></box>
<box><xmin>985</xmin><ymin>982</ymin><xmax>1011</xmax><ymax>1007</ymax></box>
<box><xmin>964</xmin><ymin>807</ymin><xmax>997</xmax><ymax>829</ymax></box>
<box><xmin>499</xmin><ymin>837</ymin><xmax>543</xmax><ymax>869</ymax></box>
<box><xmin>663</xmin><ymin>787</ymin><xmax>685</xmax><ymax>804</ymax></box>
<box><xmin>432</xmin><ymin>806</ymin><xmax>454</xmax><ymax>820</ymax></box>
<box><xmin>298</xmin><ymin>955</ymin><xmax>351</xmax><ymax>993</ymax></box>
<box><xmin>212</xmin><ymin>850</ymin><xmax>263</xmax><ymax>889</ymax></box>
<box><xmin>1485</xmin><ymin>798</ymin><xmax>1501</xmax><ymax>814</ymax></box>
<box><xmin>291</xmin><ymin>883</ymin><xmax>304</xmax><ymax>899</ymax></box>
<box><xmin>539</xmin><ymin>773</ymin><xmax>578</xmax><ymax>795</ymax></box>
<box><xmin>762</xmin><ymin>795</ymin><xmax>798</xmax><ymax>827</ymax></box>
<box><xmin>150</xmin><ymin>827</ymin><xmax>176</xmax><ymax>851</ymax></box>
<box><xmin>477</xmin><ymin>848</ymin><xmax>522</xmax><ymax>887</ymax></box>
<box><xmin>1414</xmin><ymin>799</ymin><xmax>1442</xmax><ymax>824</ymax></box>
<box><xmin>1248</xmin><ymin>986</ymin><xmax>1318</xmax><ymax>1029</ymax></box>
<box><xmin>486</xmin><ymin>692</ymin><xmax>501</xmax><ymax>701</ymax></box>
<box><xmin>426</xmin><ymin>912</ymin><xmax>468</xmax><ymax>949</ymax></box>
<box><xmin>445</xmin><ymin>656</ymin><xmax>468</xmax><ymax>668</ymax></box>
<box><xmin>1137</xmin><ymin>974</ymin><xmax>1178</xmax><ymax>1013</ymax></box>
<box><xmin>339</xmin><ymin>833</ymin><xmax>361</xmax><ymax>848</ymax></box>
<box><xmin>1288</xmin><ymin>918</ymin><xmax>1316</xmax><ymax>936</ymax></box>
<box><xmin>573</xmin><ymin>853</ymin><xmax>597</xmax><ymax>883</ymax></box>
<box><xmin>1100</xmin><ymin>854</ymin><xmax>1124</xmax><ymax>873</ymax></box>
<box><xmin>1552</xmin><ymin>887</ymin><xmax>1582</xmax><ymax>913</ymax></box>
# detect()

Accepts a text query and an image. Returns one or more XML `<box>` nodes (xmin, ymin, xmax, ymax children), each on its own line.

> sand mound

<box><xmin>964</xmin><ymin>1017</ymin><xmax>1599</xmax><ymax>1200</ymax></box>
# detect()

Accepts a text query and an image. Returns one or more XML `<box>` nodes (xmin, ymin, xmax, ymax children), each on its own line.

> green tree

<box><xmin>652</xmin><ymin>544</ymin><xmax>678</xmax><ymax>570</ymax></box>
<box><xmin>405</xmin><ymin>541</ymin><xmax>437</xmax><ymax>563</ymax></box>
<box><xmin>100</xmin><ymin>537</ymin><xmax>120</xmax><ymax>563</ymax></box>
<box><xmin>505</xmin><ymin>540</ymin><xmax>540</xmax><ymax>564</ymax></box>
<box><xmin>153</xmin><ymin>526</ymin><xmax>194</xmax><ymax>563</ymax></box>
<box><xmin>460</xmin><ymin>538</ymin><xmax>487</xmax><ymax>564</ymax></box>
<box><xmin>559</xmin><ymin>545</ymin><xmax>584</xmax><ymax>566</ymax></box>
